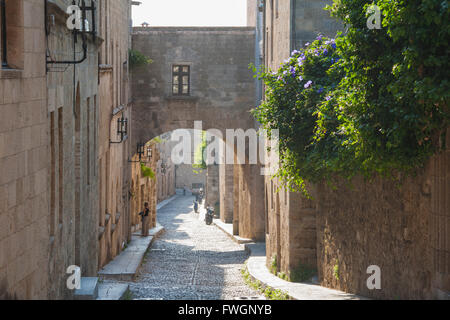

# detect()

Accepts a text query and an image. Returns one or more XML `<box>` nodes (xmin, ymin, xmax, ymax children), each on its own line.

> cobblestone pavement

<box><xmin>129</xmin><ymin>196</ymin><xmax>261</xmax><ymax>300</ymax></box>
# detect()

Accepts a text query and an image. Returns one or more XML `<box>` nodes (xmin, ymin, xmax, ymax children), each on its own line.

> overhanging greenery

<box><xmin>252</xmin><ymin>0</ymin><xmax>449</xmax><ymax>194</ymax></box>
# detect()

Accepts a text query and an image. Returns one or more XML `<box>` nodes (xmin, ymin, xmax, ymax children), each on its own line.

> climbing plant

<box><xmin>140</xmin><ymin>163</ymin><xmax>156</xmax><ymax>180</ymax></box>
<box><xmin>129</xmin><ymin>49</ymin><xmax>153</xmax><ymax>69</ymax></box>
<box><xmin>252</xmin><ymin>0</ymin><xmax>449</xmax><ymax>194</ymax></box>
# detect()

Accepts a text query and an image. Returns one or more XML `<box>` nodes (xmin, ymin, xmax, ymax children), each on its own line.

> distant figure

<box><xmin>139</xmin><ymin>202</ymin><xmax>150</xmax><ymax>237</ymax></box>
<box><xmin>183</xmin><ymin>186</ymin><xmax>186</xmax><ymax>196</ymax></box>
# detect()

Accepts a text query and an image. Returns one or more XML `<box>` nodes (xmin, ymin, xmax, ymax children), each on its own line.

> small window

<box><xmin>0</xmin><ymin>0</ymin><xmax>23</xmax><ymax>69</ymax></box>
<box><xmin>172</xmin><ymin>65</ymin><xmax>190</xmax><ymax>96</ymax></box>
<box><xmin>1</xmin><ymin>0</ymin><xmax>7</xmax><ymax>67</ymax></box>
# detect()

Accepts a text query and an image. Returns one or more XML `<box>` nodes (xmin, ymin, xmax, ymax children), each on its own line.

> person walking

<box><xmin>139</xmin><ymin>202</ymin><xmax>150</xmax><ymax>237</ymax></box>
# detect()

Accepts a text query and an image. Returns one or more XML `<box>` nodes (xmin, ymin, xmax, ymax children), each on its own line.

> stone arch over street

<box><xmin>130</xmin><ymin>27</ymin><xmax>265</xmax><ymax>242</ymax></box>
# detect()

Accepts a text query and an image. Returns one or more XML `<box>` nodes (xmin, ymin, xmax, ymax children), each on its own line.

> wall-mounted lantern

<box><xmin>160</xmin><ymin>160</ymin><xmax>167</xmax><ymax>175</ymax></box>
<box><xmin>110</xmin><ymin>115</ymin><xmax>128</xmax><ymax>144</ymax></box>
<box><xmin>128</xmin><ymin>142</ymin><xmax>146</xmax><ymax>163</ymax></box>
<box><xmin>147</xmin><ymin>146</ymin><xmax>152</xmax><ymax>161</ymax></box>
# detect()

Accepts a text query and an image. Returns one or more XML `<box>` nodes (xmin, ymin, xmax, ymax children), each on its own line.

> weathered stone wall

<box><xmin>263</xmin><ymin>0</ymin><xmax>341</xmax><ymax>280</ymax></box>
<box><xmin>97</xmin><ymin>0</ymin><xmax>132</xmax><ymax>270</ymax></box>
<box><xmin>130</xmin><ymin>27</ymin><xmax>262</xmax><ymax>244</ymax></box>
<box><xmin>316</xmin><ymin>134</ymin><xmax>450</xmax><ymax>299</ymax></box>
<box><xmin>219</xmin><ymin>164</ymin><xmax>234</xmax><ymax>223</ymax></box>
<box><xmin>45</xmin><ymin>0</ymin><xmax>100</xmax><ymax>299</ymax></box>
<box><xmin>131</xmin><ymin>27</ymin><xmax>256</xmax><ymax>145</ymax></box>
<box><xmin>175</xmin><ymin>164</ymin><xmax>206</xmax><ymax>190</ymax></box>
<box><xmin>266</xmin><ymin>180</ymin><xmax>317</xmax><ymax>276</ymax></box>
<box><xmin>205</xmin><ymin>165</ymin><xmax>220</xmax><ymax>209</ymax></box>
<box><xmin>264</xmin><ymin>0</ymin><xmax>292</xmax><ymax>68</ymax></box>
<box><xmin>236</xmin><ymin>164</ymin><xmax>265</xmax><ymax>241</ymax></box>
<box><xmin>292</xmin><ymin>0</ymin><xmax>342</xmax><ymax>49</ymax></box>
<box><xmin>247</xmin><ymin>0</ymin><xmax>258</xmax><ymax>27</ymax></box>
<box><xmin>130</xmin><ymin>140</ymin><xmax>159</xmax><ymax>233</ymax></box>
<box><xmin>156</xmin><ymin>132</ymin><xmax>176</xmax><ymax>202</ymax></box>
<box><xmin>0</xmin><ymin>0</ymin><xmax>49</xmax><ymax>300</ymax></box>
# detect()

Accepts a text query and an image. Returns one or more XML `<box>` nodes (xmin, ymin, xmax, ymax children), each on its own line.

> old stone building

<box><xmin>97</xmin><ymin>0</ymin><xmax>133</xmax><ymax>270</ymax></box>
<box><xmin>130</xmin><ymin>139</ymin><xmax>159</xmax><ymax>234</ymax></box>
<box><xmin>156</xmin><ymin>129</ymin><xmax>207</xmax><ymax>196</ymax></box>
<box><xmin>0</xmin><ymin>0</ymin><xmax>49</xmax><ymax>300</ymax></box>
<box><xmin>45</xmin><ymin>0</ymin><xmax>101</xmax><ymax>299</ymax></box>
<box><xmin>155</xmin><ymin>132</ymin><xmax>176</xmax><ymax>202</ymax></box>
<box><xmin>130</xmin><ymin>26</ymin><xmax>265</xmax><ymax>242</ymax></box>
<box><xmin>260</xmin><ymin>0</ymin><xmax>449</xmax><ymax>299</ymax></box>
<box><xmin>262</xmin><ymin>0</ymin><xmax>341</xmax><ymax>282</ymax></box>
<box><xmin>1</xmin><ymin>0</ymin><xmax>134</xmax><ymax>299</ymax></box>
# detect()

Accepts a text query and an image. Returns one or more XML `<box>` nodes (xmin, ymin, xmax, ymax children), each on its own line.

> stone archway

<box><xmin>130</xmin><ymin>27</ymin><xmax>265</xmax><ymax>241</ymax></box>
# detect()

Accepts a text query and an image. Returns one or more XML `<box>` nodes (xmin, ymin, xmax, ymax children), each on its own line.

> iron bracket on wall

<box><xmin>45</xmin><ymin>0</ymin><xmax>97</xmax><ymax>66</ymax></box>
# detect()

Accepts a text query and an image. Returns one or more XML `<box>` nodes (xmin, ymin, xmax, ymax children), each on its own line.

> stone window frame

<box><xmin>0</xmin><ymin>0</ymin><xmax>24</xmax><ymax>78</ymax></box>
<box><xmin>1</xmin><ymin>0</ymin><xmax>7</xmax><ymax>67</ymax></box>
<box><xmin>171</xmin><ymin>64</ymin><xmax>191</xmax><ymax>96</ymax></box>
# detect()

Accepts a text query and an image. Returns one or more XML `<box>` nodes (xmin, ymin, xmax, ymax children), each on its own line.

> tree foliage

<box><xmin>252</xmin><ymin>0</ymin><xmax>449</xmax><ymax>193</ymax></box>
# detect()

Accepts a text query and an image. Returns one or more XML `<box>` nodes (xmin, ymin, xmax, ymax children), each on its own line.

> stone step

<box><xmin>74</xmin><ymin>277</ymin><xmax>99</xmax><ymax>300</ymax></box>
<box><xmin>97</xmin><ymin>282</ymin><xmax>131</xmax><ymax>300</ymax></box>
<box><xmin>98</xmin><ymin>224</ymin><xmax>165</xmax><ymax>281</ymax></box>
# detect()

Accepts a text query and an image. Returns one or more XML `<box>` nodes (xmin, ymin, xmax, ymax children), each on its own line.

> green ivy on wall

<box><xmin>129</xmin><ymin>49</ymin><xmax>153</xmax><ymax>69</ymax></box>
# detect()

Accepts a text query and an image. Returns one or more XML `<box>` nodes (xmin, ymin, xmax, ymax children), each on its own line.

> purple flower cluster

<box><xmin>297</xmin><ymin>55</ymin><xmax>306</xmax><ymax>66</ymax></box>
<box><xmin>304</xmin><ymin>81</ymin><xmax>313</xmax><ymax>89</ymax></box>
<box><xmin>325</xmin><ymin>39</ymin><xmax>337</xmax><ymax>50</ymax></box>
<box><xmin>331</xmin><ymin>57</ymin><xmax>340</xmax><ymax>64</ymax></box>
<box><xmin>290</xmin><ymin>67</ymin><xmax>296</xmax><ymax>76</ymax></box>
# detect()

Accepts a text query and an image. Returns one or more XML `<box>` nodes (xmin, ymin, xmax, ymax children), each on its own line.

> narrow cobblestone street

<box><xmin>129</xmin><ymin>196</ymin><xmax>261</xmax><ymax>300</ymax></box>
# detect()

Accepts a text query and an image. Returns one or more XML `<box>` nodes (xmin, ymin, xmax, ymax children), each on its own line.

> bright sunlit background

<box><xmin>132</xmin><ymin>0</ymin><xmax>247</xmax><ymax>27</ymax></box>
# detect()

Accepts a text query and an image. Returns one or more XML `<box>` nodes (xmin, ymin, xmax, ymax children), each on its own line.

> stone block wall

<box><xmin>292</xmin><ymin>0</ymin><xmax>342</xmax><ymax>49</ymax></box>
<box><xmin>46</xmin><ymin>0</ymin><xmax>100</xmax><ymax>299</ymax></box>
<box><xmin>97</xmin><ymin>0</ymin><xmax>132</xmax><ymax>270</ymax></box>
<box><xmin>234</xmin><ymin>164</ymin><xmax>265</xmax><ymax>241</ymax></box>
<box><xmin>219</xmin><ymin>164</ymin><xmax>234</xmax><ymax>223</ymax></box>
<box><xmin>0</xmin><ymin>0</ymin><xmax>49</xmax><ymax>299</ymax></box>
<box><xmin>130</xmin><ymin>140</ymin><xmax>159</xmax><ymax>234</ymax></box>
<box><xmin>316</xmin><ymin>131</ymin><xmax>449</xmax><ymax>299</ymax></box>
<box><xmin>175</xmin><ymin>164</ymin><xmax>206</xmax><ymax>190</ymax></box>
<box><xmin>205</xmin><ymin>165</ymin><xmax>220</xmax><ymax>208</ymax></box>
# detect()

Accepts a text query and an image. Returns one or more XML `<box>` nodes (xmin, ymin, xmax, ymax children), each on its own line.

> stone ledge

<box><xmin>97</xmin><ymin>282</ymin><xmax>130</xmax><ymax>300</ymax></box>
<box><xmin>98</xmin><ymin>225</ymin><xmax>165</xmax><ymax>281</ymax></box>
<box><xmin>245</xmin><ymin>243</ymin><xmax>368</xmax><ymax>300</ymax></box>
<box><xmin>0</xmin><ymin>69</ymin><xmax>23</xmax><ymax>79</ymax></box>
<box><xmin>213</xmin><ymin>219</ymin><xmax>253</xmax><ymax>244</ymax></box>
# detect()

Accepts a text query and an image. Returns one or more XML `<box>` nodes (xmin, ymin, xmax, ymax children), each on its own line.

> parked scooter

<box><xmin>205</xmin><ymin>206</ymin><xmax>214</xmax><ymax>225</ymax></box>
<box><xmin>193</xmin><ymin>200</ymin><xmax>199</xmax><ymax>213</ymax></box>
